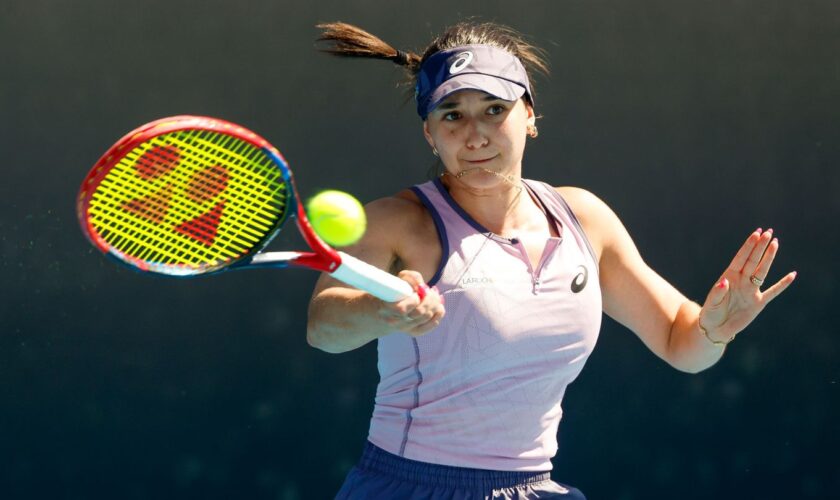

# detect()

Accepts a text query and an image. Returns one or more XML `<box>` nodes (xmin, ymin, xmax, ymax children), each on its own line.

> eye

<box><xmin>443</xmin><ymin>111</ymin><xmax>462</xmax><ymax>121</ymax></box>
<box><xmin>487</xmin><ymin>104</ymin><xmax>507</xmax><ymax>116</ymax></box>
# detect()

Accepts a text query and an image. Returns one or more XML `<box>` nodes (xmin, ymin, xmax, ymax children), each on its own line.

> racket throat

<box><xmin>249</xmin><ymin>251</ymin><xmax>341</xmax><ymax>272</ymax></box>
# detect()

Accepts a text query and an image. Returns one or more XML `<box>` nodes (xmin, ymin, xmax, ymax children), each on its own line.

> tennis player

<box><xmin>307</xmin><ymin>21</ymin><xmax>796</xmax><ymax>499</ymax></box>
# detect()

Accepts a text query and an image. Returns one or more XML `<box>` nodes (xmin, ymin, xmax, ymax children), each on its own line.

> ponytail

<box><xmin>316</xmin><ymin>21</ymin><xmax>548</xmax><ymax>106</ymax></box>
<box><xmin>316</xmin><ymin>22</ymin><xmax>422</xmax><ymax>73</ymax></box>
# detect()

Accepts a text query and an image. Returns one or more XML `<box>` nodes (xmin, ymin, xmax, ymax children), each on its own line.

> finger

<box><xmin>386</xmin><ymin>295</ymin><xmax>421</xmax><ymax>320</ymax></box>
<box><xmin>397</xmin><ymin>269</ymin><xmax>425</xmax><ymax>288</ymax></box>
<box><xmin>743</xmin><ymin>229</ymin><xmax>774</xmax><ymax>276</ymax></box>
<box><xmin>407</xmin><ymin>304</ymin><xmax>446</xmax><ymax>336</ymax></box>
<box><xmin>407</xmin><ymin>287</ymin><xmax>444</xmax><ymax>319</ymax></box>
<box><xmin>411</xmin><ymin>313</ymin><xmax>442</xmax><ymax>333</ymax></box>
<box><xmin>728</xmin><ymin>228</ymin><xmax>762</xmax><ymax>272</ymax></box>
<box><xmin>752</xmin><ymin>237</ymin><xmax>779</xmax><ymax>281</ymax></box>
<box><xmin>762</xmin><ymin>271</ymin><xmax>797</xmax><ymax>303</ymax></box>
<box><xmin>397</xmin><ymin>269</ymin><xmax>430</xmax><ymax>301</ymax></box>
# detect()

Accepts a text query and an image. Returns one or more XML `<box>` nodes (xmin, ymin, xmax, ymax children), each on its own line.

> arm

<box><xmin>306</xmin><ymin>195</ymin><xmax>445</xmax><ymax>354</ymax></box>
<box><xmin>560</xmin><ymin>187</ymin><xmax>796</xmax><ymax>373</ymax></box>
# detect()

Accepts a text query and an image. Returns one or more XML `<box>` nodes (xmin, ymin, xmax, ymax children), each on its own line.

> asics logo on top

<box><xmin>571</xmin><ymin>265</ymin><xmax>588</xmax><ymax>293</ymax></box>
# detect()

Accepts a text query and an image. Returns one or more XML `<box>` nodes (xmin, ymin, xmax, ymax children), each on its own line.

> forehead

<box><xmin>436</xmin><ymin>90</ymin><xmax>507</xmax><ymax>108</ymax></box>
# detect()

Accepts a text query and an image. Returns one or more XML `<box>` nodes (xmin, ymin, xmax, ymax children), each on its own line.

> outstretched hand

<box><xmin>699</xmin><ymin>228</ymin><xmax>797</xmax><ymax>344</ymax></box>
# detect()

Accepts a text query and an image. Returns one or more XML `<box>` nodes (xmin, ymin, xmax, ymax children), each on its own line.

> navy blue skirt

<box><xmin>336</xmin><ymin>442</ymin><xmax>586</xmax><ymax>500</ymax></box>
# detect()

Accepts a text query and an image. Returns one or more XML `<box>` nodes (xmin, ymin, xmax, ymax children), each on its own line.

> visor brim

<box><xmin>423</xmin><ymin>73</ymin><xmax>528</xmax><ymax>118</ymax></box>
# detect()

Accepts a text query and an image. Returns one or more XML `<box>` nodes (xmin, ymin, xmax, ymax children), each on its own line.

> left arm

<box><xmin>560</xmin><ymin>187</ymin><xmax>796</xmax><ymax>373</ymax></box>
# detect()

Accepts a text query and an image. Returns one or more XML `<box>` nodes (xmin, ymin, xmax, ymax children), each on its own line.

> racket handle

<box><xmin>332</xmin><ymin>251</ymin><xmax>416</xmax><ymax>302</ymax></box>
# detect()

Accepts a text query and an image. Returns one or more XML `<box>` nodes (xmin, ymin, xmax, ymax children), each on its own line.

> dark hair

<box><xmin>316</xmin><ymin>21</ymin><xmax>548</xmax><ymax>105</ymax></box>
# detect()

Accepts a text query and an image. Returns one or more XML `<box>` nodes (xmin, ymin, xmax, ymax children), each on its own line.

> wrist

<box><xmin>698</xmin><ymin>317</ymin><xmax>735</xmax><ymax>347</ymax></box>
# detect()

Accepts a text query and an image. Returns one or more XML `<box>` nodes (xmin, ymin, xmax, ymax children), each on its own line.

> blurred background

<box><xmin>1</xmin><ymin>0</ymin><xmax>837</xmax><ymax>498</ymax></box>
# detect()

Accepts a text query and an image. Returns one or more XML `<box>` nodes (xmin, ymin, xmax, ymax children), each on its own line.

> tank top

<box><xmin>367</xmin><ymin>178</ymin><xmax>602</xmax><ymax>471</ymax></box>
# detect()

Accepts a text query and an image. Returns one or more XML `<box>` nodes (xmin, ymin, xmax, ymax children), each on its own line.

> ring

<box><xmin>749</xmin><ymin>275</ymin><xmax>764</xmax><ymax>286</ymax></box>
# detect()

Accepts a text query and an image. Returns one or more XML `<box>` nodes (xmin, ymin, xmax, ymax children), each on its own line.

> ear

<box><xmin>422</xmin><ymin>121</ymin><xmax>435</xmax><ymax>149</ymax></box>
<box><xmin>525</xmin><ymin>102</ymin><xmax>536</xmax><ymax>127</ymax></box>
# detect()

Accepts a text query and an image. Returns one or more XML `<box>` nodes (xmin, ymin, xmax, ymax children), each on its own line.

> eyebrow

<box><xmin>437</xmin><ymin>95</ymin><xmax>503</xmax><ymax>110</ymax></box>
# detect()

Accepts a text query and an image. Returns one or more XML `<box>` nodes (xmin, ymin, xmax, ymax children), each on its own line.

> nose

<box><xmin>464</xmin><ymin>120</ymin><xmax>489</xmax><ymax>150</ymax></box>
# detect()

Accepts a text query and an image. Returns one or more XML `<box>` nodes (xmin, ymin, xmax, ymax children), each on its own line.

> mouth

<box><xmin>463</xmin><ymin>154</ymin><xmax>499</xmax><ymax>164</ymax></box>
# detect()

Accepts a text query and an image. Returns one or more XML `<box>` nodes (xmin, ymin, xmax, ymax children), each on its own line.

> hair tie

<box><xmin>392</xmin><ymin>50</ymin><xmax>410</xmax><ymax>66</ymax></box>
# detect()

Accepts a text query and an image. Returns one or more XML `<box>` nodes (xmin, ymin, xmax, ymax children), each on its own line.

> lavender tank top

<box><xmin>367</xmin><ymin>178</ymin><xmax>602</xmax><ymax>471</ymax></box>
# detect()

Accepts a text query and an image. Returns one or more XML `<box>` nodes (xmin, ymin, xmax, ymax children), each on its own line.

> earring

<box><xmin>527</xmin><ymin>124</ymin><xmax>539</xmax><ymax>138</ymax></box>
<box><xmin>432</xmin><ymin>147</ymin><xmax>439</xmax><ymax>157</ymax></box>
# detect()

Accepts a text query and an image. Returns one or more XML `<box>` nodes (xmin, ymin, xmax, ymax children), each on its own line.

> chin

<box><xmin>454</xmin><ymin>167</ymin><xmax>518</xmax><ymax>190</ymax></box>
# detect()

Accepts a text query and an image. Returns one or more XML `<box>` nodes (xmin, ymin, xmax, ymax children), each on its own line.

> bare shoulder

<box><xmin>554</xmin><ymin>186</ymin><xmax>620</xmax><ymax>262</ymax></box>
<box><xmin>358</xmin><ymin>189</ymin><xmax>440</xmax><ymax>279</ymax></box>
<box><xmin>555</xmin><ymin>186</ymin><xmax>606</xmax><ymax>217</ymax></box>
<box><xmin>367</xmin><ymin>189</ymin><xmax>426</xmax><ymax>217</ymax></box>
<box><xmin>365</xmin><ymin>189</ymin><xmax>433</xmax><ymax>238</ymax></box>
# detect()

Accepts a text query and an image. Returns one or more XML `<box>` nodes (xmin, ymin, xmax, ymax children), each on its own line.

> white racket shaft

<box><xmin>331</xmin><ymin>252</ymin><xmax>415</xmax><ymax>302</ymax></box>
<box><xmin>250</xmin><ymin>251</ymin><xmax>414</xmax><ymax>302</ymax></box>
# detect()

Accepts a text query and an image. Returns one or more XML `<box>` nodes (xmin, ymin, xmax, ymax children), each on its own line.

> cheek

<box><xmin>498</xmin><ymin>121</ymin><xmax>527</xmax><ymax>152</ymax></box>
<box><xmin>431</xmin><ymin>125</ymin><xmax>461</xmax><ymax>151</ymax></box>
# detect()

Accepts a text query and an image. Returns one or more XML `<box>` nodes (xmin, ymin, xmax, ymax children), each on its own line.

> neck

<box><xmin>440</xmin><ymin>171</ymin><xmax>538</xmax><ymax>237</ymax></box>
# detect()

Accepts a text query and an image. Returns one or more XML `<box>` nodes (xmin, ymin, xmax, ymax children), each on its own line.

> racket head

<box><xmin>78</xmin><ymin>116</ymin><xmax>295</xmax><ymax>276</ymax></box>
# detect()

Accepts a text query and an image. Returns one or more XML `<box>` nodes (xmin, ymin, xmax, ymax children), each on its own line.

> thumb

<box><xmin>704</xmin><ymin>277</ymin><xmax>729</xmax><ymax>310</ymax></box>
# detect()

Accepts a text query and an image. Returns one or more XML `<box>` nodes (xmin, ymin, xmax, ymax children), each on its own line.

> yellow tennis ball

<box><xmin>306</xmin><ymin>190</ymin><xmax>367</xmax><ymax>247</ymax></box>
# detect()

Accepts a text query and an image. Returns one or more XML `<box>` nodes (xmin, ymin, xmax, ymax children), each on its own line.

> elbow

<box><xmin>674</xmin><ymin>364</ymin><xmax>706</xmax><ymax>375</ymax></box>
<box><xmin>306</xmin><ymin>322</ymin><xmax>351</xmax><ymax>354</ymax></box>
<box><xmin>306</xmin><ymin>299</ymin><xmax>343</xmax><ymax>354</ymax></box>
<box><xmin>306</xmin><ymin>324</ymin><xmax>339</xmax><ymax>354</ymax></box>
<box><xmin>667</xmin><ymin>356</ymin><xmax>718</xmax><ymax>375</ymax></box>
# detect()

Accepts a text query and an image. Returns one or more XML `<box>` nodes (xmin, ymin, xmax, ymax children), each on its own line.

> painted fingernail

<box><xmin>756</xmin><ymin>227</ymin><xmax>762</xmax><ymax>233</ymax></box>
<box><xmin>718</xmin><ymin>278</ymin><xmax>728</xmax><ymax>288</ymax></box>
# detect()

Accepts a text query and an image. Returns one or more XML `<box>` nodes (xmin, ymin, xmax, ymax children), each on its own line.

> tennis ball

<box><xmin>306</xmin><ymin>190</ymin><xmax>367</xmax><ymax>247</ymax></box>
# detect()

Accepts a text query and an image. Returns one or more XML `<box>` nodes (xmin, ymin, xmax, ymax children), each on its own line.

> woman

<box><xmin>307</xmin><ymin>21</ymin><xmax>796</xmax><ymax>499</ymax></box>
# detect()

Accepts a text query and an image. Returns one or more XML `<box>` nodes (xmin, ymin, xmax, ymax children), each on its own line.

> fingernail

<box><xmin>718</xmin><ymin>278</ymin><xmax>728</xmax><ymax>288</ymax></box>
<box><xmin>756</xmin><ymin>227</ymin><xmax>762</xmax><ymax>233</ymax></box>
<box><xmin>417</xmin><ymin>284</ymin><xmax>429</xmax><ymax>300</ymax></box>
<box><xmin>791</xmin><ymin>271</ymin><xmax>798</xmax><ymax>279</ymax></box>
<box><xmin>767</xmin><ymin>228</ymin><xmax>773</xmax><ymax>234</ymax></box>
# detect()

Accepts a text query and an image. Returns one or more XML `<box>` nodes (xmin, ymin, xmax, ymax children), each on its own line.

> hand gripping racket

<box><xmin>77</xmin><ymin>115</ymin><xmax>418</xmax><ymax>302</ymax></box>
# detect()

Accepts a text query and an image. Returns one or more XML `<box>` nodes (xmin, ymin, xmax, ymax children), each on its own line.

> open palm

<box><xmin>699</xmin><ymin>228</ymin><xmax>797</xmax><ymax>343</ymax></box>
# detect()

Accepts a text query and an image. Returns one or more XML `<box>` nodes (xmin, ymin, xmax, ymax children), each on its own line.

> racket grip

<box><xmin>331</xmin><ymin>251</ymin><xmax>416</xmax><ymax>302</ymax></box>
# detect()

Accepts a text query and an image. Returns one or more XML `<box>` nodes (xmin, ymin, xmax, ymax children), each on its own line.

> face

<box><xmin>423</xmin><ymin>89</ymin><xmax>535</xmax><ymax>191</ymax></box>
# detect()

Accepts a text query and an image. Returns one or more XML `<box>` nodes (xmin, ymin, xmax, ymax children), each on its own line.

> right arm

<box><xmin>306</xmin><ymin>194</ymin><xmax>445</xmax><ymax>354</ymax></box>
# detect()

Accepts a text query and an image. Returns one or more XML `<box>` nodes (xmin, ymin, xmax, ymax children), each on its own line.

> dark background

<box><xmin>2</xmin><ymin>0</ymin><xmax>838</xmax><ymax>498</ymax></box>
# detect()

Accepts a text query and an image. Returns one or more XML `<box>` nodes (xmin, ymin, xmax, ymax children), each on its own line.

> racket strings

<box><xmin>95</xmin><ymin>158</ymin><xmax>277</xmax><ymax>265</ymax></box>
<box><xmin>87</xmin><ymin>129</ymin><xmax>289</xmax><ymax>272</ymax></box>
<box><xmin>96</xmin><ymin>136</ymin><xmax>261</xmax><ymax>259</ymax></box>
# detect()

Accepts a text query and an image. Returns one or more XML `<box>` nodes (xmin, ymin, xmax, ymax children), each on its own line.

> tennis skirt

<box><xmin>336</xmin><ymin>441</ymin><xmax>586</xmax><ymax>500</ymax></box>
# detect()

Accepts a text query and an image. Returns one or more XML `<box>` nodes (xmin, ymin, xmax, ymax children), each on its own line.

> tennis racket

<box><xmin>77</xmin><ymin>115</ymin><xmax>418</xmax><ymax>302</ymax></box>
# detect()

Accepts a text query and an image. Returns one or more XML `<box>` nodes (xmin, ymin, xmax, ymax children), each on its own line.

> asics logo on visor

<box><xmin>449</xmin><ymin>51</ymin><xmax>473</xmax><ymax>74</ymax></box>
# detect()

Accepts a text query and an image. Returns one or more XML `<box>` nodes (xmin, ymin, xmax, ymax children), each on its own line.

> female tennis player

<box><xmin>306</xmin><ymin>21</ymin><xmax>796</xmax><ymax>499</ymax></box>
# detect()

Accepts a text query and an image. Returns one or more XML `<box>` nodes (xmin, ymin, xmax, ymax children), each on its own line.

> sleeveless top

<box><xmin>367</xmin><ymin>178</ymin><xmax>602</xmax><ymax>471</ymax></box>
